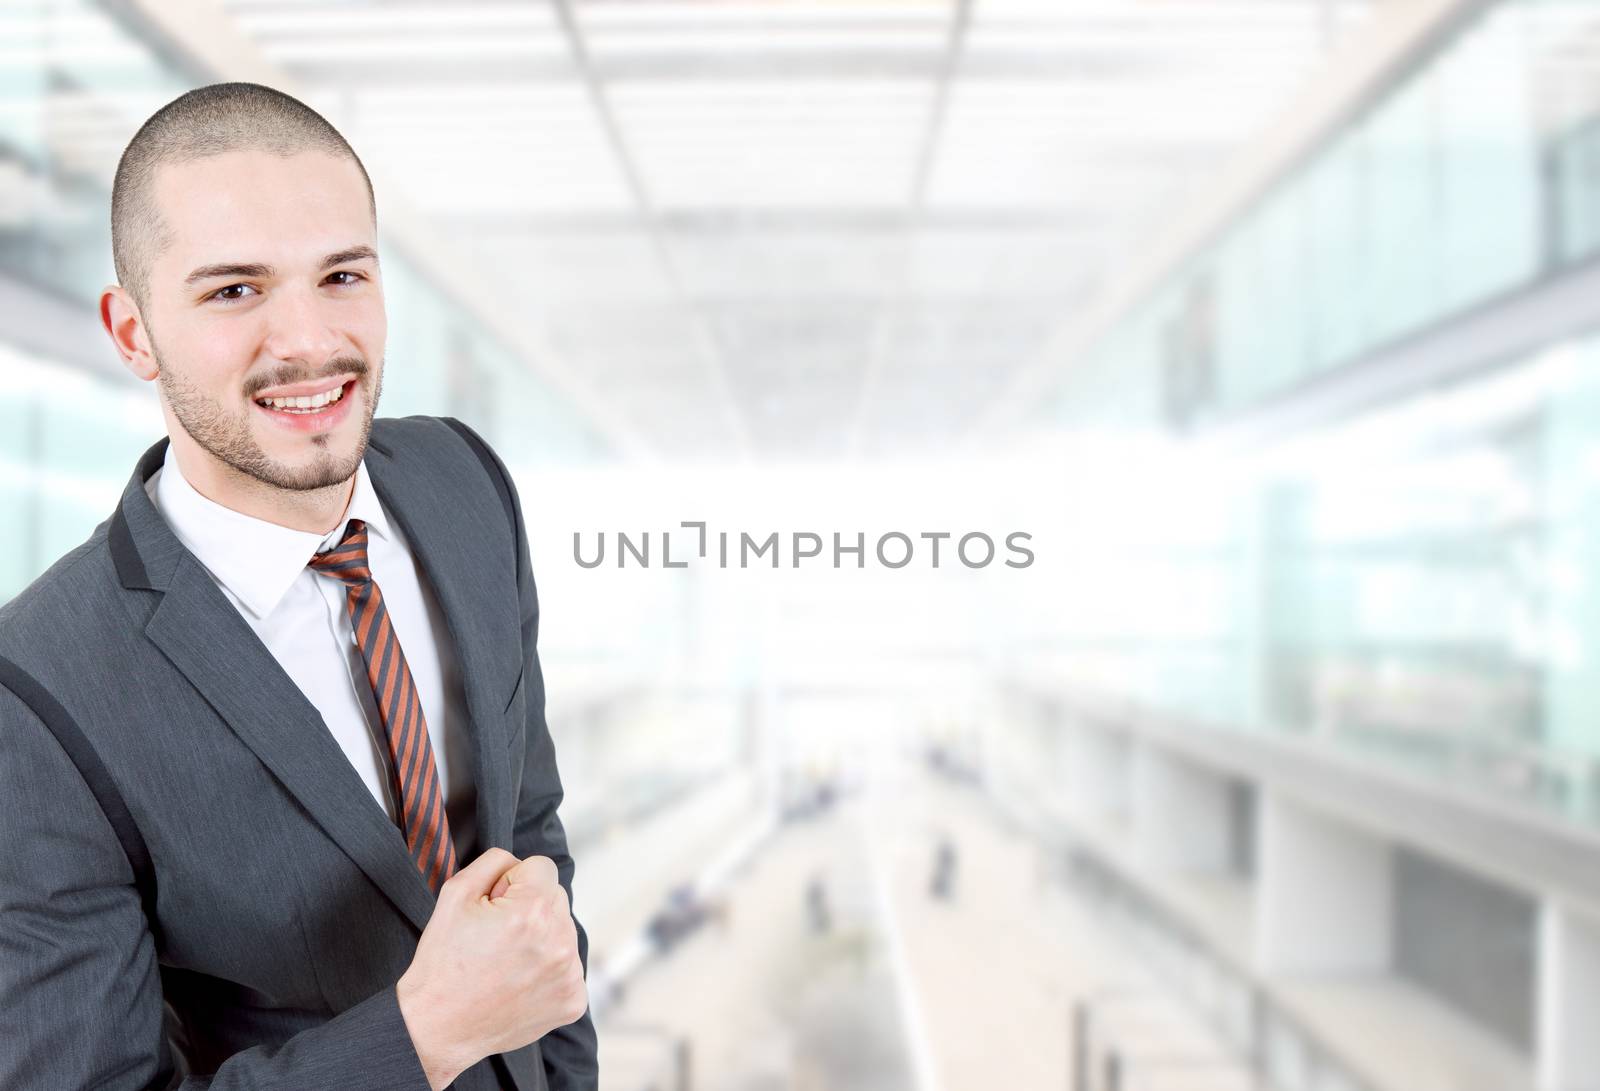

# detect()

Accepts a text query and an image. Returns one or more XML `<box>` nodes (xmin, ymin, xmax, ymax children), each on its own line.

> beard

<box><xmin>156</xmin><ymin>349</ymin><xmax>383</xmax><ymax>493</ymax></box>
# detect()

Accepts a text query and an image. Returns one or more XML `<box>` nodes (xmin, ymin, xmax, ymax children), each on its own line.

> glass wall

<box><xmin>1046</xmin><ymin>0</ymin><xmax>1599</xmax><ymax>430</ymax></box>
<box><xmin>0</xmin><ymin>0</ymin><xmax>195</xmax><ymax>302</ymax></box>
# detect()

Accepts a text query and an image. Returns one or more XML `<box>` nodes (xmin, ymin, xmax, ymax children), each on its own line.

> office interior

<box><xmin>5</xmin><ymin>0</ymin><xmax>1600</xmax><ymax>1089</ymax></box>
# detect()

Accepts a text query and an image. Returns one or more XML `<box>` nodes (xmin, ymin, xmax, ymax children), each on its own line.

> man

<box><xmin>0</xmin><ymin>82</ymin><xmax>598</xmax><ymax>1090</ymax></box>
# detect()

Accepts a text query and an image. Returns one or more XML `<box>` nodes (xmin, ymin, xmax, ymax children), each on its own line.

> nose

<box><xmin>261</xmin><ymin>282</ymin><xmax>344</xmax><ymax>366</ymax></box>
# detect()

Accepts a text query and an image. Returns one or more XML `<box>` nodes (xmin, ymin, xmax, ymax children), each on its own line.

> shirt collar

<box><xmin>149</xmin><ymin>440</ymin><xmax>394</xmax><ymax>620</ymax></box>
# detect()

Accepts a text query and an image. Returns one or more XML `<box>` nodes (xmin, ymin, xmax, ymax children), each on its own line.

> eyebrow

<box><xmin>183</xmin><ymin>245</ymin><xmax>380</xmax><ymax>288</ymax></box>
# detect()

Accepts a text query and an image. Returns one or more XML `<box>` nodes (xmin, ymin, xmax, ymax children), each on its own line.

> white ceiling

<box><xmin>214</xmin><ymin>0</ymin><xmax>1376</xmax><ymax>460</ymax></box>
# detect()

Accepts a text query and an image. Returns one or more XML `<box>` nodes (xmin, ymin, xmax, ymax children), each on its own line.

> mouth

<box><xmin>252</xmin><ymin>378</ymin><xmax>358</xmax><ymax>434</ymax></box>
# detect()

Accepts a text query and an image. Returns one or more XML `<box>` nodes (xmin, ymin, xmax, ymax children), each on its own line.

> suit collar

<box><xmin>109</xmin><ymin>428</ymin><xmax>399</xmax><ymax>594</ymax></box>
<box><xmin>145</xmin><ymin>441</ymin><xmax>396</xmax><ymax>621</ymax></box>
<box><xmin>110</xmin><ymin>422</ymin><xmax>513</xmax><ymax>936</ymax></box>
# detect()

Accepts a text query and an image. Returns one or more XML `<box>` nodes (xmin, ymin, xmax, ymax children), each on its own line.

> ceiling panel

<box><xmin>215</xmin><ymin>0</ymin><xmax>1375</xmax><ymax>459</ymax></box>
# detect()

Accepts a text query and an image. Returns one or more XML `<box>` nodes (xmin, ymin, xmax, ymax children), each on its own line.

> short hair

<box><xmin>111</xmin><ymin>81</ymin><xmax>376</xmax><ymax>311</ymax></box>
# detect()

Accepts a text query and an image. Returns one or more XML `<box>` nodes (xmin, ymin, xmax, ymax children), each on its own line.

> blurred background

<box><xmin>5</xmin><ymin>0</ymin><xmax>1600</xmax><ymax>1088</ymax></box>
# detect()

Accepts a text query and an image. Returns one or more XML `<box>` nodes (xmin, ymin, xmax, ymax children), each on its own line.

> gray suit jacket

<box><xmin>0</xmin><ymin>415</ymin><xmax>598</xmax><ymax>1090</ymax></box>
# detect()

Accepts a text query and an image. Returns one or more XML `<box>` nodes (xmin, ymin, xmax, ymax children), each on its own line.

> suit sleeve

<box><xmin>0</xmin><ymin>684</ymin><xmax>434</xmax><ymax>1091</ymax></box>
<box><xmin>467</xmin><ymin>423</ymin><xmax>600</xmax><ymax>1091</ymax></box>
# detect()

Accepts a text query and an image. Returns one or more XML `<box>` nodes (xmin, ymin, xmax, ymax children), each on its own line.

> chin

<box><xmin>255</xmin><ymin>439</ymin><xmax>365</xmax><ymax>492</ymax></box>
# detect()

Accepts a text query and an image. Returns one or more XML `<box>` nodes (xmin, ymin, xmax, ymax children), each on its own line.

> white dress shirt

<box><xmin>145</xmin><ymin>440</ymin><xmax>477</xmax><ymax>861</ymax></box>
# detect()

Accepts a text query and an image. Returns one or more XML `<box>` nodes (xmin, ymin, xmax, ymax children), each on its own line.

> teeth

<box><xmin>257</xmin><ymin>383</ymin><xmax>346</xmax><ymax>411</ymax></box>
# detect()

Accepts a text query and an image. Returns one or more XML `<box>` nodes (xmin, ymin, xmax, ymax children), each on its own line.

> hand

<box><xmin>396</xmin><ymin>848</ymin><xmax>589</xmax><ymax>1090</ymax></box>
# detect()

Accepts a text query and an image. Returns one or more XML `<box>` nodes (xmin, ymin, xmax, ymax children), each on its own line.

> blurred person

<box><xmin>806</xmin><ymin>874</ymin><xmax>832</xmax><ymax>934</ymax></box>
<box><xmin>930</xmin><ymin>835</ymin><xmax>958</xmax><ymax>902</ymax></box>
<box><xmin>646</xmin><ymin>882</ymin><xmax>710</xmax><ymax>955</ymax></box>
<box><xmin>0</xmin><ymin>82</ymin><xmax>596</xmax><ymax>1090</ymax></box>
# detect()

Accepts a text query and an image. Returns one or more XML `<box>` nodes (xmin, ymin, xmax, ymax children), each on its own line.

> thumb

<box><xmin>445</xmin><ymin>846</ymin><xmax>519</xmax><ymax>902</ymax></box>
<box><xmin>491</xmin><ymin>855</ymin><xmax>559</xmax><ymax>902</ymax></box>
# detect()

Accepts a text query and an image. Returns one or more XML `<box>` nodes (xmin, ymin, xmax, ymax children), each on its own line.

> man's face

<box><xmin>142</xmin><ymin>147</ymin><xmax>386</xmax><ymax>492</ymax></box>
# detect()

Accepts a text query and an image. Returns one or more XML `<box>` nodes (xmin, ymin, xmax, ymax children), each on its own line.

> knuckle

<box><xmin>437</xmin><ymin>871</ymin><xmax>470</xmax><ymax>903</ymax></box>
<box><xmin>550</xmin><ymin>933</ymin><xmax>578</xmax><ymax>965</ymax></box>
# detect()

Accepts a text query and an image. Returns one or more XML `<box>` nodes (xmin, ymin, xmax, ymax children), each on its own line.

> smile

<box><xmin>255</xmin><ymin>383</ymin><xmax>347</xmax><ymax>413</ymax></box>
<box><xmin>252</xmin><ymin>379</ymin><xmax>358</xmax><ymax>433</ymax></box>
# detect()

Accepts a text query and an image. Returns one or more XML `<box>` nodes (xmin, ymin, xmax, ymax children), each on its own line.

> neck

<box><xmin>166</xmin><ymin>430</ymin><xmax>356</xmax><ymax>536</ymax></box>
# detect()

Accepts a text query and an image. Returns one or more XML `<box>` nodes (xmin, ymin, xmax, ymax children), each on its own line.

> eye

<box><xmin>208</xmin><ymin>283</ymin><xmax>258</xmax><ymax>303</ymax></box>
<box><xmin>326</xmin><ymin>270</ymin><xmax>367</xmax><ymax>287</ymax></box>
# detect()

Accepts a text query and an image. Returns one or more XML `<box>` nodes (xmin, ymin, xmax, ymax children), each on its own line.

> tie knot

<box><xmin>308</xmin><ymin>517</ymin><xmax>371</xmax><ymax>584</ymax></box>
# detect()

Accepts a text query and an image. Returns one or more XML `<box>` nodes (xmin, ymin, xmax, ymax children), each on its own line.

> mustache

<box><xmin>245</xmin><ymin>358</ymin><xmax>368</xmax><ymax>399</ymax></box>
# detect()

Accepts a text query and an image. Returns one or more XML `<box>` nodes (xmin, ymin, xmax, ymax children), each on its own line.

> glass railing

<box><xmin>1015</xmin><ymin>327</ymin><xmax>1600</xmax><ymax>828</ymax></box>
<box><xmin>1069</xmin><ymin>847</ymin><xmax>1383</xmax><ymax>1091</ymax></box>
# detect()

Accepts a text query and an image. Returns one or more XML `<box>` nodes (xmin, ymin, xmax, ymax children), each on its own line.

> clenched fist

<box><xmin>396</xmin><ymin>848</ymin><xmax>589</xmax><ymax>1090</ymax></box>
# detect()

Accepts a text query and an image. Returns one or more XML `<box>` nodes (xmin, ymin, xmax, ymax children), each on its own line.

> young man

<box><xmin>0</xmin><ymin>82</ymin><xmax>597</xmax><ymax>1090</ymax></box>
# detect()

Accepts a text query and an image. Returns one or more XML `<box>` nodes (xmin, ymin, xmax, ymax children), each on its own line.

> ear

<box><xmin>101</xmin><ymin>284</ymin><xmax>158</xmax><ymax>382</ymax></box>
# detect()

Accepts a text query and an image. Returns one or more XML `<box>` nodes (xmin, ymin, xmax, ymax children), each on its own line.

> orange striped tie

<box><xmin>308</xmin><ymin>518</ymin><xmax>457</xmax><ymax>893</ymax></box>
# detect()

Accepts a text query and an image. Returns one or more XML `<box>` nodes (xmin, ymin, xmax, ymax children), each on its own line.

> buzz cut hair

<box><xmin>111</xmin><ymin>81</ymin><xmax>376</xmax><ymax>311</ymax></box>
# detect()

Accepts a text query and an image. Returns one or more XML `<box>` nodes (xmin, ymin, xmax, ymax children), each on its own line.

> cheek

<box><xmin>352</xmin><ymin>302</ymin><xmax>387</xmax><ymax>362</ymax></box>
<box><xmin>160</xmin><ymin>323</ymin><xmax>258</xmax><ymax>396</ymax></box>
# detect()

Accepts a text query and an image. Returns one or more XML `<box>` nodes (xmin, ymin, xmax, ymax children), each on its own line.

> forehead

<box><xmin>148</xmin><ymin>147</ymin><xmax>373</xmax><ymax>269</ymax></box>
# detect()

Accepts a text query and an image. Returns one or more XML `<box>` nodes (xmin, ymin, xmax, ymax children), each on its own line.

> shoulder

<box><xmin>372</xmin><ymin>413</ymin><xmax>517</xmax><ymax>514</ymax></box>
<box><xmin>370</xmin><ymin>413</ymin><xmax>498</xmax><ymax>455</ymax></box>
<box><xmin>0</xmin><ymin>516</ymin><xmax>127</xmax><ymax>686</ymax></box>
<box><xmin>372</xmin><ymin>414</ymin><xmax>507</xmax><ymax>475</ymax></box>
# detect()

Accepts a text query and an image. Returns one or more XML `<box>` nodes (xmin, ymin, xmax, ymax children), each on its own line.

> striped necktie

<box><xmin>308</xmin><ymin>518</ymin><xmax>457</xmax><ymax>893</ymax></box>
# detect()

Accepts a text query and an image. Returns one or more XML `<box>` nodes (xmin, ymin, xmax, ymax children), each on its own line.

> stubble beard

<box><xmin>156</xmin><ymin>350</ymin><xmax>384</xmax><ymax>494</ymax></box>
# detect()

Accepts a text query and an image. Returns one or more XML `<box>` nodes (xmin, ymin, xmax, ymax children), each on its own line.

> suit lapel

<box><xmin>364</xmin><ymin>430</ymin><xmax>515</xmax><ymax>854</ymax></box>
<box><xmin>112</xmin><ymin>424</ymin><xmax>517</xmax><ymax>937</ymax></box>
<box><xmin>144</xmin><ymin>563</ymin><xmax>439</xmax><ymax>933</ymax></box>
